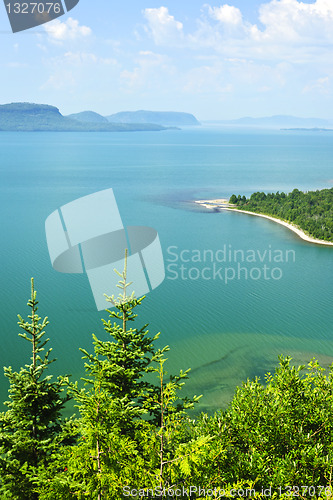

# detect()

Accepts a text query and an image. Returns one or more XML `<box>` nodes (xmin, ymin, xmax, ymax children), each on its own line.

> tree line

<box><xmin>229</xmin><ymin>188</ymin><xmax>333</xmax><ymax>241</ymax></box>
<box><xmin>1</xmin><ymin>271</ymin><xmax>333</xmax><ymax>498</ymax></box>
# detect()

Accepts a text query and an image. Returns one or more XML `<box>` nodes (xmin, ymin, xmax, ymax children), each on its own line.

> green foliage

<box><xmin>230</xmin><ymin>187</ymin><xmax>333</xmax><ymax>241</ymax></box>
<box><xmin>190</xmin><ymin>356</ymin><xmax>333</xmax><ymax>493</ymax></box>
<box><xmin>50</xmin><ymin>253</ymin><xmax>201</xmax><ymax>499</ymax></box>
<box><xmin>143</xmin><ymin>356</ymin><xmax>207</xmax><ymax>493</ymax></box>
<box><xmin>4</xmin><ymin>277</ymin><xmax>333</xmax><ymax>499</ymax></box>
<box><xmin>0</xmin><ymin>279</ymin><xmax>73</xmax><ymax>500</ymax></box>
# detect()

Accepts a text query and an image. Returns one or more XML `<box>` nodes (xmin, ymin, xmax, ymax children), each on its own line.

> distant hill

<box><xmin>205</xmin><ymin>115</ymin><xmax>333</xmax><ymax>129</ymax></box>
<box><xmin>67</xmin><ymin>111</ymin><xmax>109</xmax><ymax>124</ymax></box>
<box><xmin>281</xmin><ymin>128</ymin><xmax>333</xmax><ymax>132</ymax></box>
<box><xmin>0</xmin><ymin>103</ymin><xmax>168</xmax><ymax>132</ymax></box>
<box><xmin>106</xmin><ymin>110</ymin><xmax>200</xmax><ymax>127</ymax></box>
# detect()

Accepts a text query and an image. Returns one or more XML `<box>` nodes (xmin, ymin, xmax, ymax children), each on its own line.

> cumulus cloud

<box><xmin>138</xmin><ymin>0</ymin><xmax>333</xmax><ymax>111</ymax></box>
<box><xmin>44</xmin><ymin>17</ymin><xmax>92</xmax><ymax>42</ymax></box>
<box><xmin>258</xmin><ymin>0</ymin><xmax>333</xmax><ymax>43</ymax></box>
<box><xmin>143</xmin><ymin>1</ymin><xmax>333</xmax><ymax>61</ymax></box>
<box><xmin>143</xmin><ymin>7</ymin><xmax>184</xmax><ymax>45</ymax></box>
<box><xmin>208</xmin><ymin>4</ymin><xmax>243</xmax><ymax>25</ymax></box>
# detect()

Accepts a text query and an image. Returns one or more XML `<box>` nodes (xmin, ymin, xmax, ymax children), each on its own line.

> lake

<box><xmin>1</xmin><ymin>126</ymin><xmax>333</xmax><ymax>413</ymax></box>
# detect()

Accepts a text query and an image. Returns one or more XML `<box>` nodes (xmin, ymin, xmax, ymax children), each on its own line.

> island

<box><xmin>281</xmin><ymin>128</ymin><xmax>333</xmax><ymax>132</ymax></box>
<box><xmin>195</xmin><ymin>188</ymin><xmax>333</xmax><ymax>246</ymax></box>
<box><xmin>205</xmin><ymin>115</ymin><xmax>333</xmax><ymax>129</ymax></box>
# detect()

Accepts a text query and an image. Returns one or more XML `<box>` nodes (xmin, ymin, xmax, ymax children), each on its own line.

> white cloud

<box><xmin>258</xmin><ymin>0</ymin><xmax>333</xmax><ymax>43</ymax></box>
<box><xmin>120</xmin><ymin>51</ymin><xmax>175</xmax><ymax>91</ymax></box>
<box><xmin>183</xmin><ymin>63</ymin><xmax>233</xmax><ymax>95</ymax></box>
<box><xmin>41</xmin><ymin>51</ymin><xmax>118</xmax><ymax>91</ymax></box>
<box><xmin>303</xmin><ymin>76</ymin><xmax>330</xmax><ymax>94</ymax></box>
<box><xmin>143</xmin><ymin>1</ymin><xmax>333</xmax><ymax>62</ymax></box>
<box><xmin>143</xmin><ymin>7</ymin><xmax>184</xmax><ymax>45</ymax></box>
<box><xmin>30</xmin><ymin>1</ymin><xmax>333</xmax><ymax>118</ymax></box>
<box><xmin>208</xmin><ymin>5</ymin><xmax>243</xmax><ymax>25</ymax></box>
<box><xmin>41</xmin><ymin>71</ymin><xmax>76</xmax><ymax>90</ymax></box>
<box><xmin>44</xmin><ymin>17</ymin><xmax>92</xmax><ymax>43</ymax></box>
<box><xmin>62</xmin><ymin>51</ymin><xmax>116</xmax><ymax>66</ymax></box>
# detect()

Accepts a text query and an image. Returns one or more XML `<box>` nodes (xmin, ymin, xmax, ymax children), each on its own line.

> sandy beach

<box><xmin>194</xmin><ymin>200</ymin><xmax>333</xmax><ymax>246</ymax></box>
<box><xmin>194</xmin><ymin>198</ymin><xmax>230</xmax><ymax>209</ymax></box>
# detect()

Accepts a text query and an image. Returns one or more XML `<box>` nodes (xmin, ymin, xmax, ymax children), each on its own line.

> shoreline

<box><xmin>194</xmin><ymin>200</ymin><xmax>333</xmax><ymax>246</ymax></box>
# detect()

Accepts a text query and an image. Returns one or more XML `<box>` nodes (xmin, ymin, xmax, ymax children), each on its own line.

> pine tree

<box><xmin>0</xmin><ymin>278</ymin><xmax>72</xmax><ymax>500</ymax></box>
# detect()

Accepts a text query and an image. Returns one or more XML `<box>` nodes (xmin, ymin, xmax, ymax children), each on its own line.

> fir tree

<box><xmin>63</xmin><ymin>251</ymin><xmax>201</xmax><ymax>499</ymax></box>
<box><xmin>0</xmin><ymin>278</ymin><xmax>72</xmax><ymax>500</ymax></box>
<box><xmin>81</xmin><ymin>250</ymin><xmax>164</xmax><ymax>432</ymax></box>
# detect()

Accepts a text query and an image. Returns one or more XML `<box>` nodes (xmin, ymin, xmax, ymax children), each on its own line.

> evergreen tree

<box><xmin>60</xmin><ymin>251</ymin><xmax>201</xmax><ymax>499</ymax></box>
<box><xmin>0</xmin><ymin>279</ymin><xmax>72</xmax><ymax>500</ymax></box>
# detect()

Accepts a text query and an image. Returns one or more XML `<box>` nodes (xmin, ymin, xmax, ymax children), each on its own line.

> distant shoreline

<box><xmin>194</xmin><ymin>199</ymin><xmax>333</xmax><ymax>246</ymax></box>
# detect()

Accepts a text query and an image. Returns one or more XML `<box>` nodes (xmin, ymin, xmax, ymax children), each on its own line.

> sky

<box><xmin>0</xmin><ymin>0</ymin><xmax>333</xmax><ymax>120</ymax></box>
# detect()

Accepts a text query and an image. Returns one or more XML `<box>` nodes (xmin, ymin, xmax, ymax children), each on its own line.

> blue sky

<box><xmin>0</xmin><ymin>0</ymin><xmax>332</xmax><ymax>119</ymax></box>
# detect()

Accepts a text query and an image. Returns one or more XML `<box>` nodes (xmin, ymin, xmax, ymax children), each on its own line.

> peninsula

<box><xmin>195</xmin><ymin>188</ymin><xmax>333</xmax><ymax>246</ymax></box>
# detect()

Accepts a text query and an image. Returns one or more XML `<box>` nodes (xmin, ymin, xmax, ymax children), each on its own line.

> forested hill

<box><xmin>106</xmin><ymin>110</ymin><xmax>200</xmax><ymax>126</ymax></box>
<box><xmin>0</xmin><ymin>103</ymin><xmax>168</xmax><ymax>132</ymax></box>
<box><xmin>229</xmin><ymin>188</ymin><xmax>333</xmax><ymax>242</ymax></box>
<box><xmin>66</xmin><ymin>110</ymin><xmax>109</xmax><ymax>124</ymax></box>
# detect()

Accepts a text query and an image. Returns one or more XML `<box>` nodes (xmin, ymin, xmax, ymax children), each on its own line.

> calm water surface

<box><xmin>1</xmin><ymin>127</ymin><xmax>333</xmax><ymax>412</ymax></box>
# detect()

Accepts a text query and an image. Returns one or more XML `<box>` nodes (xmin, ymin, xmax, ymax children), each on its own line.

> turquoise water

<box><xmin>1</xmin><ymin>127</ymin><xmax>333</xmax><ymax>413</ymax></box>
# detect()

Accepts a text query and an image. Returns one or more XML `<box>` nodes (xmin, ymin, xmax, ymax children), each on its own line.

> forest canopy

<box><xmin>1</xmin><ymin>275</ymin><xmax>333</xmax><ymax>499</ymax></box>
<box><xmin>229</xmin><ymin>187</ymin><xmax>333</xmax><ymax>242</ymax></box>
